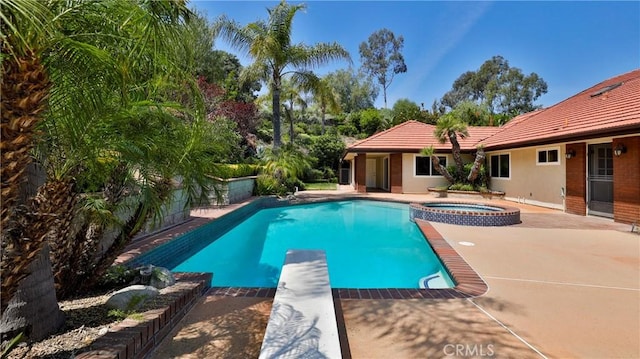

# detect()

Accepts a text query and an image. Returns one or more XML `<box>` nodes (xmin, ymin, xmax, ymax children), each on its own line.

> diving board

<box><xmin>259</xmin><ymin>250</ymin><xmax>342</xmax><ymax>359</ymax></box>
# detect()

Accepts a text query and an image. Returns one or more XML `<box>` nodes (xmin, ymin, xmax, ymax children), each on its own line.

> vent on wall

<box><xmin>590</xmin><ymin>82</ymin><xmax>622</xmax><ymax>97</ymax></box>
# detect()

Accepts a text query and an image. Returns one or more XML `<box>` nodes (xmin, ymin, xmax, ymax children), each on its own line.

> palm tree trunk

<box><xmin>0</xmin><ymin>242</ymin><xmax>65</xmax><ymax>341</ymax></box>
<box><xmin>467</xmin><ymin>147</ymin><xmax>486</xmax><ymax>183</ymax></box>
<box><xmin>430</xmin><ymin>155</ymin><xmax>455</xmax><ymax>184</ymax></box>
<box><xmin>1</xmin><ymin>48</ymin><xmax>51</xmax><ymax>313</ymax></box>
<box><xmin>321</xmin><ymin>104</ymin><xmax>326</xmax><ymax>135</ymax></box>
<box><xmin>271</xmin><ymin>78</ymin><xmax>282</xmax><ymax>148</ymax></box>
<box><xmin>448</xmin><ymin>132</ymin><xmax>465</xmax><ymax>177</ymax></box>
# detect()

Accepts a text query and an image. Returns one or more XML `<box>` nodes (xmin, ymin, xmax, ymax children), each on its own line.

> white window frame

<box><xmin>413</xmin><ymin>154</ymin><xmax>447</xmax><ymax>177</ymax></box>
<box><xmin>489</xmin><ymin>152</ymin><xmax>511</xmax><ymax>180</ymax></box>
<box><xmin>536</xmin><ymin>147</ymin><xmax>561</xmax><ymax>166</ymax></box>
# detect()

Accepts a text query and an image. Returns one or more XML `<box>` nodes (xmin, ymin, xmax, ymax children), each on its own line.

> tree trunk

<box><xmin>1</xmin><ymin>49</ymin><xmax>51</xmax><ymax>311</ymax></box>
<box><xmin>321</xmin><ymin>105</ymin><xmax>326</xmax><ymax>134</ymax></box>
<box><xmin>287</xmin><ymin>97</ymin><xmax>294</xmax><ymax>145</ymax></box>
<box><xmin>448</xmin><ymin>131</ymin><xmax>465</xmax><ymax>178</ymax></box>
<box><xmin>467</xmin><ymin>147</ymin><xmax>486</xmax><ymax>183</ymax></box>
<box><xmin>0</xmin><ymin>243</ymin><xmax>65</xmax><ymax>341</ymax></box>
<box><xmin>271</xmin><ymin>77</ymin><xmax>282</xmax><ymax>148</ymax></box>
<box><xmin>430</xmin><ymin>155</ymin><xmax>455</xmax><ymax>184</ymax></box>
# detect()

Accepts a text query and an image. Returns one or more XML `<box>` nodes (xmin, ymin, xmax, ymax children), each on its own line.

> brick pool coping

<box><xmin>209</xmin><ymin>219</ymin><xmax>487</xmax><ymax>300</ymax></box>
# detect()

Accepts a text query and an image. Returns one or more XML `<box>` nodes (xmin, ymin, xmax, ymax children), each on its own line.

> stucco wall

<box><xmin>212</xmin><ymin>176</ymin><xmax>256</xmax><ymax>206</ymax></box>
<box><xmin>401</xmin><ymin>153</ymin><xmax>450</xmax><ymax>193</ymax></box>
<box><xmin>488</xmin><ymin>147</ymin><xmax>566</xmax><ymax>209</ymax></box>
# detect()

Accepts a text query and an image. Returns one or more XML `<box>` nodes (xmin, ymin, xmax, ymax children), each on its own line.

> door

<box><xmin>340</xmin><ymin>161</ymin><xmax>351</xmax><ymax>185</ymax></box>
<box><xmin>366</xmin><ymin>159</ymin><xmax>377</xmax><ymax>188</ymax></box>
<box><xmin>588</xmin><ymin>143</ymin><xmax>613</xmax><ymax>218</ymax></box>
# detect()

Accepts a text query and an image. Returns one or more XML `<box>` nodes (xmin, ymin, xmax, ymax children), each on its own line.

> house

<box><xmin>342</xmin><ymin>69</ymin><xmax>640</xmax><ymax>224</ymax></box>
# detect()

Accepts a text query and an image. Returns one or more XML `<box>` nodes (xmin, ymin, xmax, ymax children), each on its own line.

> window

<box><xmin>537</xmin><ymin>148</ymin><xmax>559</xmax><ymax>165</ymax></box>
<box><xmin>490</xmin><ymin>154</ymin><xmax>510</xmax><ymax>178</ymax></box>
<box><xmin>415</xmin><ymin>155</ymin><xmax>446</xmax><ymax>176</ymax></box>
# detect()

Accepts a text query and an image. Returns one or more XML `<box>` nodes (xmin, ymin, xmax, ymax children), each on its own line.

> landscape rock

<box><xmin>105</xmin><ymin>285</ymin><xmax>159</xmax><ymax>311</ymax></box>
<box><xmin>149</xmin><ymin>266</ymin><xmax>175</xmax><ymax>289</ymax></box>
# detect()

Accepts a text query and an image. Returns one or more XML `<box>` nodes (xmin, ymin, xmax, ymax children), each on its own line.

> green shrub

<box><xmin>255</xmin><ymin>174</ymin><xmax>280</xmax><ymax>195</ymax></box>
<box><xmin>449</xmin><ymin>183</ymin><xmax>475</xmax><ymax>191</ymax></box>
<box><xmin>304</xmin><ymin>168</ymin><xmax>325</xmax><ymax>182</ymax></box>
<box><xmin>218</xmin><ymin>164</ymin><xmax>260</xmax><ymax>179</ymax></box>
<box><xmin>97</xmin><ymin>265</ymin><xmax>136</xmax><ymax>290</ymax></box>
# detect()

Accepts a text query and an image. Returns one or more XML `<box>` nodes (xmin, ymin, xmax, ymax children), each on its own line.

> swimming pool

<box><xmin>172</xmin><ymin>200</ymin><xmax>454</xmax><ymax>289</ymax></box>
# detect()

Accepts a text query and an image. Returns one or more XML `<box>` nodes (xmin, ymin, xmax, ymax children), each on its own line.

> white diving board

<box><xmin>259</xmin><ymin>250</ymin><xmax>342</xmax><ymax>359</ymax></box>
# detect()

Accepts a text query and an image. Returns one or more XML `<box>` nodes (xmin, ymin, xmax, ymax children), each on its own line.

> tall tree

<box><xmin>325</xmin><ymin>68</ymin><xmax>378</xmax><ymax>113</ymax></box>
<box><xmin>215</xmin><ymin>0</ymin><xmax>350</xmax><ymax>148</ymax></box>
<box><xmin>280</xmin><ymin>77</ymin><xmax>308</xmax><ymax>145</ymax></box>
<box><xmin>308</xmin><ymin>76</ymin><xmax>341</xmax><ymax>134</ymax></box>
<box><xmin>359</xmin><ymin>28</ymin><xmax>407</xmax><ymax>108</ymax></box>
<box><xmin>391</xmin><ymin>98</ymin><xmax>421</xmax><ymax>126</ymax></box>
<box><xmin>441</xmin><ymin>55</ymin><xmax>548</xmax><ymax>117</ymax></box>
<box><xmin>189</xmin><ymin>12</ymin><xmax>261</xmax><ymax>102</ymax></box>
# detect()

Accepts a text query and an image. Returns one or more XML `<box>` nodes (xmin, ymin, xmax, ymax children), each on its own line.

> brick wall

<box><xmin>613</xmin><ymin>136</ymin><xmax>640</xmax><ymax>224</ymax></box>
<box><xmin>390</xmin><ymin>153</ymin><xmax>403</xmax><ymax>193</ymax></box>
<box><xmin>565</xmin><ymin>143</ymin><xmax>586</xmax><ymax>216</ymax></box>
<box><xmin>355</xmin><ymin>154</ymin><xmax>367</xmax><ymax>193</ymax></box>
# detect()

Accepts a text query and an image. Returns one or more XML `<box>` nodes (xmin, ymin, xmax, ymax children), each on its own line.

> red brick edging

<box><xmin>75</xmin><ymin>273</ymin><xmax>212</xmax><ymax>359</ymax></box>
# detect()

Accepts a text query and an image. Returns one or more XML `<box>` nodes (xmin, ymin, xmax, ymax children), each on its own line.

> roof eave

<box><xmin>484</xmin><ymin>124</ymin><xmax>640</xmax><ymax>151</ymax></box>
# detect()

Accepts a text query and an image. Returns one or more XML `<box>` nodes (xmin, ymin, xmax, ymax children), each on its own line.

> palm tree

<box><xmin>215</xmin><ymin>0</ymin><xmax>350</xmax><ymax>148</ymax></box>
<box><xmin>280</xmin><ymin>76</ymin><xmax>310</xmax><ymax>145</ymax></box>
<box><xmin>1</xmin><ymin>0</ymin><xmax>66</xmax><ymax>338</ymax></box>
<box><xmin>423</xmin><ymin>109</ymin><xmax>486</xmax><ymax>186</ymax></box>
<box><xmin>309</xmin><ymin>76</ymin><xmax>341</xmax><ymax>134</ymax></box>
<box><xmin>434</xmin><ymin>113</ymin><xmax>469</xmax><ymax>178</ymax></box>
<box><xmin>1</xmin><ymin>0</ymin><xmax>215</xmax><ymax>340</ymax></box>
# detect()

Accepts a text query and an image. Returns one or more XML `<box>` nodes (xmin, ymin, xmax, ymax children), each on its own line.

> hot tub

<box><xmin>409</xmin><ymin>202</ymin><xmax>521</xmax><ymax>226</ymax></box>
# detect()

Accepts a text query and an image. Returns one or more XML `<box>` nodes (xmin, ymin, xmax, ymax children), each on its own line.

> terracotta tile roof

<box><xmin>346</xmin><ymin>69</ymin><xmax>640</xmax><ymax>154</ymax></box>
<box><xmin>480</xmin><ymin>69</ymin><xmax>640</xmax><ymax>149</ymax></box>
<box><xmin>347</xmin><ymin>120</ymin><xmax>500</xmax><ymax>153</ymax></box>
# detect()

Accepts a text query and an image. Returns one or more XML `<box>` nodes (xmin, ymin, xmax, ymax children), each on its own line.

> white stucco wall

<box><xmin>401</xmin><ymin>153</ymin><xmax>450</xmax><ymax>193</ymax></box>
<box><xmin>487</xmin><ymin>147</ymin><xmax>566</xmax><ymax>209</ymax></box>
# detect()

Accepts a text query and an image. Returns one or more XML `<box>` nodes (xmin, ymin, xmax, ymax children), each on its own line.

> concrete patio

<box><xmin>142</xmin><ymin>190</ymin><xmax>639</xmax><ymax>358</ymax></box>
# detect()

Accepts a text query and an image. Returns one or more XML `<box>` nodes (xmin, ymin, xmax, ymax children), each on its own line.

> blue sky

<box><xmin>191</xmin><ymin>1</ymin><xmax>639</xmax><ymax>110</ymax></box>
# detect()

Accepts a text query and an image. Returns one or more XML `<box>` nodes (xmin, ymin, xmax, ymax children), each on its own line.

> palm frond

<box><xmin>0</xmin><ymin>0</ymin><xmax>51</xmax><ymax>58</ymax></box>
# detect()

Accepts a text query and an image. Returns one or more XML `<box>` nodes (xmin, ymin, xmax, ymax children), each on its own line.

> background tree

<box><xmin>308</xmin><ymin>76</ymin><xmax>341</xmax><ymax>134</ymax></box>
<box><xmin>391</xmin><ymin>98</ymin><xmax>422</xmax><ymax>125</ymax></box>
<box><xmin>324</xmin><ymin>68</ymin><xmax>378</xmax><ymax>113</ymax></box>
<box><xmin>190</xmin><ymin>12</ymin><xmax>260</xmax><ymax>102</ymax></box>
<box><xmin>359</xmin><ymin>108</ymin><xmax>384</xmax><ymax>137</ymax></box>
<box><xmin>441</xmin><ymin>55</ymin><xmax>548</xmax><ymax>119</ymax></box>
<box><xmin>359</xmin><ymin>28</ymin><xmax>407</xmax><ymax>108</ymax></box>
<box><xmin>215</xmin><ymin>0</ymin><xmax>350</xmax><ymax>148</ymax></box>
<box><xmin>280</xmin><ymin>76</ymin><xmax>309</xmax><ymax>145</ymax></box>
<box><xmin>309</xmin><ymin>133</ymin><xmax>346</xmax><ymax>173</ymax></box>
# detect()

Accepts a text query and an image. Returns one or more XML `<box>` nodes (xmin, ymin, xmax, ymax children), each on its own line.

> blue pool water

<box><xmin>423</xmin><ymin>203</ymin><xmax>502</xmax><ymax>212</ymax></box>
<box><xmin>173</xmin><ymin>200</ymin><xmax>454</xmax><ymax>288</ymax></box>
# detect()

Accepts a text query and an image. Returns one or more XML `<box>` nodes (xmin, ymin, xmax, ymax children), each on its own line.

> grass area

<box><xmin>304</xmin><ymin>182</ymin><xmax>338</xmax><ymax>190</ymax></box>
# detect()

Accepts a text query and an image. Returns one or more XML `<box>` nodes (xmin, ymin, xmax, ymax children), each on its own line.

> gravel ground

<box><xmin>5</xmin><ymin>287</ymin><xmax>182</xmax><ymax>359</ymax></box>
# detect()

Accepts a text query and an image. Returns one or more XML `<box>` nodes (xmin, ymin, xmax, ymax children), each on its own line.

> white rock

<box><xmin>105</xmin><ymin>285</ymin><xmax>159</xmax><ymax>311</ymax></box>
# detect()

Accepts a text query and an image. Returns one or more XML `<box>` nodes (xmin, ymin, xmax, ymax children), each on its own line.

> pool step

<box><xmin>259</xmin><ymin>250</ymin><xmax>342</xmax><ymax>359</ymax></box>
